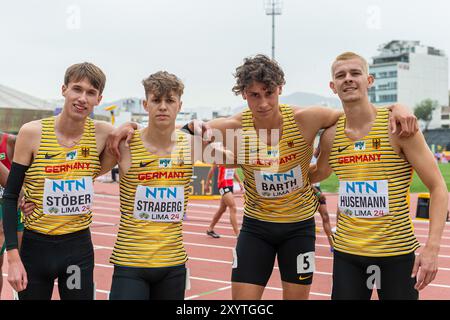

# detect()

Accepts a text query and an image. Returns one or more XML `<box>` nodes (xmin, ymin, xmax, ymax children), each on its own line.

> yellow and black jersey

<box><xmin>110</xmin><ymin>129</ymin><xmax>193</xmax><ymax>268</ymax></box>
<box><xmin>23</xmin><ymin>116</ymin><xmax>100</xmax><ymax>235</ymax></box>
<box><xmin>329</xmin><ymin>107</ymin><xmax>420</xmax><ymax>257</ymax></box>
<box><xmin>238</xmin><ymin>104</ymin><xmax>318</xmax><ymax>223</ymax></box>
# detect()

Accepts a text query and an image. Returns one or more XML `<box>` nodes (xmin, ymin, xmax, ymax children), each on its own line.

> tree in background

<box><xmin>414</xmin><ymin>99</ymin><xmax>439</xmax><ymax>131</ymax></box>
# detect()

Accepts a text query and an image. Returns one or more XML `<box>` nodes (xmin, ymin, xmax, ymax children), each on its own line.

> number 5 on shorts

<box><xmin>296</xmin><ymin>252</ymin><xmax>315</xmax><ymax>274</ymax></box>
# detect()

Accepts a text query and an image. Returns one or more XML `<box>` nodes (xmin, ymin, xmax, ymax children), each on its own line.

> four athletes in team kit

<box><xmin>0</xmin><ymin>52</ymin><xmax>447</xmax><ymax>300</ymax></box>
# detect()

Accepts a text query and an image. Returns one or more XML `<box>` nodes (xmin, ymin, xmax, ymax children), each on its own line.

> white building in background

<box><xmin>98</xmin><ymin>98</ymin><xmax>197</xmax><ymax>127</ymax></box>
<box><xmin>369</xmin><ymin>40</ymin><xmax>448</xmax><ymax>129</ymax></box>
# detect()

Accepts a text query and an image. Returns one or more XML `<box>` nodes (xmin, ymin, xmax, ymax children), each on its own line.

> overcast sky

<box><xmin>1</xmin><ymin>0</ymin><xmax>449</xmax><ymax>110</ymax></box>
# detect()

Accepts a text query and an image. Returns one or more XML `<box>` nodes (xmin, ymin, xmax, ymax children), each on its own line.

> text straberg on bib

<box><xmin>133</xmin><ymin>185</ymin><xmax>184</xmax><ymax>222</ymax></box>
<box><xmin>43</xmin><ymin>177</ymin><xmax>93</xmax><ymax>215</ymax></box>
<box><xmin>254</xmin><ymin>166</ymin><xmax>303</xmax><ymax>198</ymax></box>
<box><xmin>339</xmin><ymin>180</ymin><xmax>390</xmax><ymax>218</ymax></box>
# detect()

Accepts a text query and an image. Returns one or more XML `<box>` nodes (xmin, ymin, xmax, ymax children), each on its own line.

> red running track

<box><xmin>1</xmin><ymin>181</ymin><xmax>450</xmax><ymax>300</ymax></box>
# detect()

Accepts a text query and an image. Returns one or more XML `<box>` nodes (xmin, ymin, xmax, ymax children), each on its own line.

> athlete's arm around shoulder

<box><xmin>392</xmin><ymin>130</ymin><xmax>448</xmax><ymax>290</ymax></box>
<box><xmin>95</xmin><ymin>120</ymin><xmax>117</xmax><ymax>176</ymax></box>
<box><xmin>205</xmin><ymin>113</ymin><xmax>242</xmax><ymax>148</ymax></box>
<box><xmin>13</xmin><ymin>120</ymin><xmax>42</xmax><ymax>166</ymax></box>
<box><xmin>309</xmin><ymin>125</ymin><xmax>336</xmax><ymax>184</ymax></box>
<box><xmin>95</xmin><ymin>120</ymin><xmax>115</xmax><ymax>154</ymax></box>
<box><xmin>293</xmin><ymin>106</ymin><xmax>342</xmax><ymax>145</ymax></box>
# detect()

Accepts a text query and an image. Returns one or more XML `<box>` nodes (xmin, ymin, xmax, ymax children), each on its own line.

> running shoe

<box><xmin>206</xmin><ymin>230</ymin><xmax>220</xmax><ymax>238</ymax></box>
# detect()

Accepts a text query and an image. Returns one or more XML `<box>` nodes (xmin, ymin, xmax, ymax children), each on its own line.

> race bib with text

<box><xmin>133</xmin><ymin>185</ymin><xmax>185</xmax><ymax>222</ymax></box>
<box><xmin>338</xmin><ymin>180</ymin><xmax>390</xmax><ymax>218</ymax></box>
<box><xmin>254</xmin><ymin>166</ymin><xmax>303</xmax><ymax>198</ymax></box>
<box><xmin>43</xmin><ymin>177</ymin><xmax>93</xmax><ymax>215</ymax></box>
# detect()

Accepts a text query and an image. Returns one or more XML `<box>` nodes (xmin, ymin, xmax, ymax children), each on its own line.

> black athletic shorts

<box><xmin>219</xmin><ymin>186</ymin><xmax>233</xmax><ymax>196</ymax></box>
<box><xmin>110</xmin><ymin>264</ymin><xmax>187</xmax><ymax>300</ymax></box>
<box><xmin>231</xmin><ymin>216</ymin><xmax>316</xmax><ymax>286</ymax></box>
<box><xmin>18</xmin><ymin>228</ymin><xmax>94</xmax><ymax>300</ymax></box>
<box><xmin>332</xmin><ymin>250</ymin><xmax>418</xmax><ymax>300</ymax></box>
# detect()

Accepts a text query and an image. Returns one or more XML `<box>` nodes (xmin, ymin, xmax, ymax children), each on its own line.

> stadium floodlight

<box><xmin>264</xmin><ymin>0</ymin><xmax>283</xmax><ymax>60</ymax></box>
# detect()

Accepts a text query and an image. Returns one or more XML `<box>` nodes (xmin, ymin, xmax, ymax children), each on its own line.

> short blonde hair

<box><xmin>331</xmin><ymin>52</ymin><xmax>369</xmax><ymax>77</ymax></box>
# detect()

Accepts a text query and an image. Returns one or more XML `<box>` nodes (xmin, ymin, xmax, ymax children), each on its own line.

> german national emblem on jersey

<box><xmin>354</xmin><ymin>141</ymin><xmax>366</xmax><ymax>151</ymax></box>
<box><xmin>287</xmin><ymin>140</ymin><xmax>294</xmax><ymax>148</ymax></box>
<box><xmin>66</xmin><ymin>150</ymin><xmax>78</xmax><ymax>160</ymax></box>
<box><xmin>372</xmin><ymin>138</ymin><xmax>381</xmax><ymax>150</ymax></box>
<box><xmin>81</xmin><ymin>147</ymin><xmax>90</xmax><ymax>157</ymax></box>
<box><xmin>0</xmin><ymin>152</ymin><xmax>5</xmax><ymax>160</ymax></box>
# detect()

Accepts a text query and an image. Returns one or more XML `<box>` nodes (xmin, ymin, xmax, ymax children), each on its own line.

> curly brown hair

<box><xmin>232</xmin><ymin>54</ymin><xmax>286</xmax><ymax>95</ymax></box>
<box><xmin>142</xmin><ymin>71</ymin><xmax>184</xmax><ymax>99</ymax></box>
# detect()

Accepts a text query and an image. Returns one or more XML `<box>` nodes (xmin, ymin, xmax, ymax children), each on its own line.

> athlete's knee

<box><xmin>282</xmin><ymin>282</ymin><xmax>311</xmax><ymax>300</ymax></box>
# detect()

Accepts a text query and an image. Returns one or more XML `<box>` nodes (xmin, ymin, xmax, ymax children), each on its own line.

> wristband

<box><xmin>181</xmin><ymin>123</ymin><xmax>195</xmax><ymax>135</ymax></box>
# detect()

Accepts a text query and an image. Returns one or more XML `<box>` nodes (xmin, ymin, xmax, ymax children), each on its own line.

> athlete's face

<box><xmin>329</xmin><ymin>58</ymin><xmax>374</xmax><ymax>104</ymax></box>
<box><xmin>242</xmin><ymin>82</ymin><xmax>282</xmax><ymax>120</ymax></box>
<box><xmin>143</xmin><ymin>91</ymin><xmax>182</xmax><ymax>127</ymax></box>
<box><xmin>62</xmin><ymin>78</ymin><xmax>102</xmax><ymax>120</ymax></box>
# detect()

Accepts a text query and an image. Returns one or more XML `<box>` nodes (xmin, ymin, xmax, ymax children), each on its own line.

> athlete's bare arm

<box><xmin>12</xmin><ymin>121</ymin><xmax>41</xmax><ymax>166</ymax></box>
<box><xmin>5</xmin><ymin>120</ymin><xmax>41</xmax><ymax>292</ymax></box>
<box><xmin>309</xmin><ymin>125</ymin><xmax>336</xmax><ymax>184</ymax></box>
<box><xmin>294</xmin><ymin>104</ymin><xmax>418</xmax><ymax>146</ymax></box>
<box><xmin>6</xmin><ymin>133</ymin><xmax>17</xmax><ymax>160</ymax></box>
<box><xmin>0</xmin><ymin>162</ymin><xmax>8</xmax><ymax>187</ymax></box>
<box><xmin>204</xmin><ymin>164</ymin><xmax>217</xmax><ymax>193</ymax></box>
<box><xmin>391</xmin><ymin>130</ymin><xmax>448</xmax><ymax>291</ymax></box>
<box><xmin>95</xmin><ymin>121</ymin><xmax>117</xmax><ymax>176</ymax></box>
<box><xmin>188</xmin><ymin>134</ymin><xmax>235</xmax><ymax>166</ymax></box>
<box><xmin>293</xmin><ymin>107</ymin><xmax>342</xmax><ymax>145</ymax></box>
<box><xmin>116</xmin><ymin>140</ymin><xmax>132</xmax><ymax>176</ymax></box>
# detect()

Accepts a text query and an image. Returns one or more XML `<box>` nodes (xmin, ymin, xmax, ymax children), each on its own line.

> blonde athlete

<box><xmin>311</xmin><ymin>52</ymin><xmax>448</xmax><ymax>300</ymax></box>
<box><xmin>3</xmin><ymin>63</ymin><xmax>115</xmax><ymax>300</ymax></box>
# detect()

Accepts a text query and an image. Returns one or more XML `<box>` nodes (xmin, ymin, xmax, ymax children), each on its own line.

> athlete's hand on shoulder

<box><xmin>107</xmin><ymin>122</ymin><xmax>138</xmax><ymax>160</ymax></box>
<box><xmin>190</xmin><ymin>120</ymin><xmax>213</xmax><ymax>142</ymax></box>
<box><xmin>411</xmin><ymin>245</ymin><xmax>439</xmax><ymax>290</ymax></box>
<box><xmin>388</xmin><ymin>103</ymin><xmax>419</xmax><ymax>137</ymax></box>
<box><xmin>7</xmin><ymin>250</ymin><xmax>28</xmax><ymax>292</ymax></box>
<box><xmin>239</xmin><ymin>183</ymin><xmax>244</xmax><ymax>193</ymax></box>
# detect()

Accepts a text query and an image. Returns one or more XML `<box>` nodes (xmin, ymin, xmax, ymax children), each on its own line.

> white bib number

<box><xmin>133</xmin><ymin>185</ymin><xmax>185</xmax><ymax>222</ymax></box>
<box><xmin>254</xmin><ymin>165</ymin><xmax>303</xmax><ymax>198</ymax></box>
<box><xmin>297</xmin><ymin>252</ymin><xmax>315</xmax><ymax>274</ymax></box>
<box><xmin>338</xmin><ymin>180</ymin><xmax>390</xmax><ymax>218</ymax></box>
<box><xmin>43</xmin><ymin>177</ymin><xmax>93</xmax><ymax>215</ymax></box>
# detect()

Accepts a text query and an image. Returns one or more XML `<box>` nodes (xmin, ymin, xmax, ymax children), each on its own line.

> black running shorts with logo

<box><xmin>231</xmin><ymin>216</ymin><xmax>316</xmax><ymax>286</ymax></box>
<box><xmin>219</xmin><ymin>186</ymin><xmax>233</xmax><ymax>196</ymax></box>
<box><xmin>18</xmin><ymin>228</ymin><xmax>94</xmax><ymax>300</ymax></box>
<box><xmin>332</xmin><ymin>250</ymin><xmax>418</xmax><ymax>300</ymax></box>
